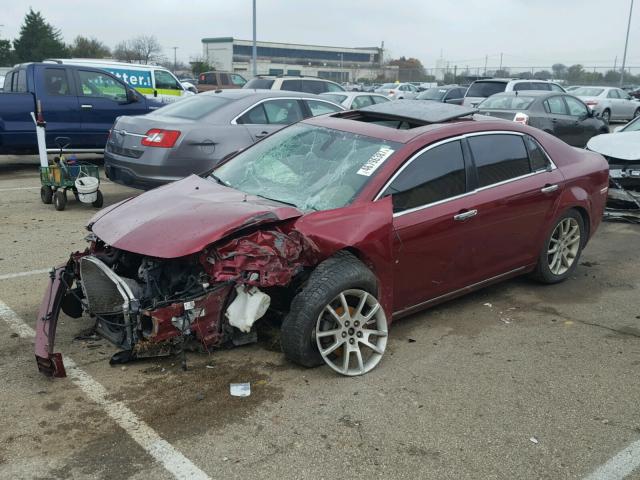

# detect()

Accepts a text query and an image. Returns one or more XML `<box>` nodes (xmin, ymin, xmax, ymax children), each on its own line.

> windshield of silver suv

<box><xmin>466</xmin><ymin>81</ymin><xmax>508</xmax><ymax>98</ymax></box>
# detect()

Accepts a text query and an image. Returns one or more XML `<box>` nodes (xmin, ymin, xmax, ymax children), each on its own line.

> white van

<box><xmin>45</xmin><ymin>58</ymin><xmax>194</xmax><ymax>104</ymax></box>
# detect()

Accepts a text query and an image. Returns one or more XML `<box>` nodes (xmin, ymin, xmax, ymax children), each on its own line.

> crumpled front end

<box><xmin>34</xmin><ymin>226</ymin><xmax>314</xmax><ymax>376</ymax></box>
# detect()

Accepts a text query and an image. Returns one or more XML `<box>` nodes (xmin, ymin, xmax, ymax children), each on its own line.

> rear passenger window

<box><xmin>306</xmin><ymin>100</ymin><xmax>342</xmax><ymax>116</ymax></box>
<box><xmin>219</xmin><ymin>73</ymin><xmax>230</xmax><ymax>85</ymax></box>
<box><xmin>383</xmin><ymin>141</ymin><xmax>466</xmax><ymax>213</ymax></box>
<box><xmin>15</xmin><ymin>69</ymin><xmax>27</xmax><ymax>93</ymax></box>
<box><xmin>513</xmin><ymin>82</ymin><xmax>531</xmax><ymax>91</ymax></box>
<box><xmin>237</xmin><ymin>104</ymin><xmax>268</xmax><ymax>124</ymax></box>
<box><xmin>301</xmin><ymin>80</ymin><xmax>326</xmax><ymax>94</ymax></box>
<box><xmin>468</xmin><ymin>134</ymin><xmax>530</xmax><ymax>187</ymax></box>
<box><xmin>525</xmin><ymin>136</ymin><xmax>550</xmax><ymax>172</ymax></box>
<box><xmin>263</xmin><ymin>99</ymin><xmax>303</xmax><ymax>124</ymax></box>
<box><xmin>371</xmin><ymin>95</ymin><xmax>390</xmax><ymax>104</ymax></box>
<box><xmin>352</xmin><ymin>95</ymin><xmax>374</xmax><ymax>108</ymax></box>
<box><xmin>281</xmin><ymin>79</ymin><xmax>302</xmax><ymax>91</ymax></box>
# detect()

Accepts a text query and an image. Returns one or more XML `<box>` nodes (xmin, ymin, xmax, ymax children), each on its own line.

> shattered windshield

<box><xmin>212</xmin><ymin>123</ymin><xmax>401</xmax><ymax>212</ymax></box>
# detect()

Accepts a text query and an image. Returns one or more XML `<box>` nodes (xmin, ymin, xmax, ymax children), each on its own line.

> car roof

<box><xmin>200</xmin><ymin>89</ymin><xmax>326</xmax><ymax>100</ymax></box>
<box><xmin>488</xmin><ymin>91</ymin><xmax>561</xmax><ymax>98</ymax></box>
<box><xmin>358</xmin><ymin>100</ymin><xmax>478</xmax><ymax>123</ymax></box>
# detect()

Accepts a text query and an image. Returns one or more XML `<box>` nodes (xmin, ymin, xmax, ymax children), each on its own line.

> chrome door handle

<box><xmin>80</xmin><ymin>104</ymin><xmax>93</xmax><ymax>109</ymax></box>
<box><xmin>541</xmin><ymin>184</ymin><xmax>559</xmax><ymax>193</ymax></box>
<box><xmin>453</xmin><ymin>209</ymin><xmax>478</xmax><ymax>221</ymax></box>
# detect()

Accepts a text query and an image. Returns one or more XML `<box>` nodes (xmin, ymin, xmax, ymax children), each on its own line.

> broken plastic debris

<box><xmin>483</xmin><ymin>302</ymin><xmax>493</xmax><ymax>308</ymax></box>
<box><xmin>230</xmin><ymin>383</ymin><xmax>251</xmax><ymax>397</ymax></box>
<box><xmin>529</xmin><ymin>437</ymin><xmax>539</xmax><ymax>444</ymax></box>
<box><xmin>226</xmin><ymin>285</ymin><xmax>270</xmax><ymax>333</ymax></box>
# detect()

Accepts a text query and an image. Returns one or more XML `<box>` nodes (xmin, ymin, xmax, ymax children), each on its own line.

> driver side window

<box><xmin>565</xmin><ymin>96</ymin><xmax>588</xmax><ymax>117</ymax></box>
<box><xmin>78</xmin><ymin>70</ymin><xmax>126</xmax><ymax>101</ymax></box>
<box><xmin>382</xmin><ymin>140</ymin><xmax>467</xmax><ymax>213</ymax></box>
<box><xmin>154</xmin><ymin>70</ymin><xmax>182</xmax><ymax>90</ymax></box>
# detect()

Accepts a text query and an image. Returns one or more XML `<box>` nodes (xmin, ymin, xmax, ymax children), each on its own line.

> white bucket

<box><xmin>75</xmin><ymin>176</ymin><xmax>99</xmax><ymax>203</ymax></box>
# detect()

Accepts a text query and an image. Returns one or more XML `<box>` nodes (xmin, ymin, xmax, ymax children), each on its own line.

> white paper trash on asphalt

<box><xmin>230</xmin><ymin>383</ymin><xmax>251</xmax><ymax>397</ymax></box>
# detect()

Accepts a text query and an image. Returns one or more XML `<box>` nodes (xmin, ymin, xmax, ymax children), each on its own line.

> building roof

<box><xmin>201</xmin><ymin>37</ymin><xmax>380</xmax><ymax>53</ymax></box>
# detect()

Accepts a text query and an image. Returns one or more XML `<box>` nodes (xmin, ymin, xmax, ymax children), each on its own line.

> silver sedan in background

<box><xmin>320</xmin><ymin>91</ymin><xmax>390</xmax><ymax>109</ymax></box>
<box><xmin>572</xmin><ymin>86</ymin><xmax>640</xmax><ymax>123</ymax></box>
<box><xmin>104</xmin><ymin>90</ymin><xmax>344</xmax><ymax>190</ymax></box>
<box><xmin>374</xmin><ymin>82</ymin><xmax>420</xmax><ymax>99</ymax></box>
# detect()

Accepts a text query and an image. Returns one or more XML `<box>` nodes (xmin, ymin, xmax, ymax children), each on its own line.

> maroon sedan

<box><xmin>35</xmin><ymin>101</ymin><xmax>609</xmax><ymax>378</ymax></box>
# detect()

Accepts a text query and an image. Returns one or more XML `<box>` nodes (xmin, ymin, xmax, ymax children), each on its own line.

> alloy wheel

<box><xmin>547</xmin><ymin>218</ymin><xmax>581</xmax><ymax>275</ymax></box>
<box><xmin>315</xmin><ymin>289</ymin><xmax>388</xmax><ymax>376</ymax></box>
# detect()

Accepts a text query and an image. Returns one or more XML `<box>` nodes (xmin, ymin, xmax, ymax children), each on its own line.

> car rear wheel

<box><xmin>280</xmin><ymin>251</ymin><xmax>388</xmax><ymax>376</ymax></box>
<box><xmin>601</xmin><ymin>109</ymin><xmax>611</xmax><ymax>123</ymax></box>
<box><xmin>533</xmin><ymin>209</ymin><xmax>584</xmax><ymax>284</ymax></box>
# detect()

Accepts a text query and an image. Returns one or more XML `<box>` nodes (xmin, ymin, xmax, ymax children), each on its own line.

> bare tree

<box><xmin>131</xmin><ymin>35</ymin><xmax>162</xmax><ymax>64</ymax></box>
<box><xmin>113</xmin><ymin>35</ymin><xmax>162</xmax><ymax>64</ymax></box>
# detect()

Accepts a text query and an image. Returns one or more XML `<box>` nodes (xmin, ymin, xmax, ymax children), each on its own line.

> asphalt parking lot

<box><xmin>0</xmin><ymin>155</ymin><xmax>639</xmax><ymax>480</ymax></box>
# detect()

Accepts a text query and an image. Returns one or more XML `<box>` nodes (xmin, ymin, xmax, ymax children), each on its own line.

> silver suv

<box><xmin>243</xmin><ymin>75</ymin><xmax>345</xmax><ymax>94</ymax></box>
<box><xmin>463</xmin><ymin>79</ymin><xmax>566</xmax><ymax>107</ymax></box>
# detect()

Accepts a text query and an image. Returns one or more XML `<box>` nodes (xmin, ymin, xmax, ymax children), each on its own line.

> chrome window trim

<box><xmin>373</xmin><ymin>130</ymin><xmax>557</xmax><ymax>218</ymax></box>
<box><xmin>230</xmin><ymin>97</ymin><xmax>340</xmax><ymax>125</ymax></box>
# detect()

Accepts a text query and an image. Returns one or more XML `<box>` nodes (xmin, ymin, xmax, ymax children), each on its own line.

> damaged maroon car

<box><xmin>36</xmin><ymin>101</ymin><xmax>609</xmax><ymax>377</ymax></box>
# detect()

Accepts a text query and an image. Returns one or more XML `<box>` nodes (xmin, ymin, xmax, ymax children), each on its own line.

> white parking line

<box><xmin>0</xmin><ymin>269</ymin><xmax>51</xmax><ymax>281</ymax></box>
<box><xmin>0</xmin><ymin>186</ymin><xmax>40</xmax><ymax>192</ymax></box>
<box><xmin>583</xmin><ymin>441</ymin><xmax>640</xmax><ymax>480</ymax></box>
<box><xmin>0</xmin><ymin>300</ymin><xmax>211</xmax><ymax>480</ymax></box>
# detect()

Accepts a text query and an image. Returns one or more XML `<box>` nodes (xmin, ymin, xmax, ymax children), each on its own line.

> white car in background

<box><xmin>0</xmin><ymin>75</ymin><xmax>4</xmax><ymax>91</ymax></box>
<box><xmin>375</xmin><ymin>82</ymin><xmax>420</xmax><ymax>99</ymax></box>
<box><xmin>572</xmin><ymin>86</ymin><xmax>640</xmax><ymax>123</ymax></box>
<box><xmin>321</xmin><ymin>91</ymin><xmax>390</xmax><ymax>109</ymax></box>
<box><xmin>462</xmin><ymin>78</ymin><xmax>566</xmax><ymax>107</ymax></box>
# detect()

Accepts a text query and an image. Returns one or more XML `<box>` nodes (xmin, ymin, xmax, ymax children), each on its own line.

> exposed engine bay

<box><xmin>49</xmin><ymin>227</ymin><xmax>312</xmax><ymax>372</ymax></box>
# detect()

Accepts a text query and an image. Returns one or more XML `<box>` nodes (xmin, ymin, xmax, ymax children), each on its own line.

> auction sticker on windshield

<box><xmin>357</xmin><ymin>147</ymin><xmax>395</xmax><ymax>176</ymax></box>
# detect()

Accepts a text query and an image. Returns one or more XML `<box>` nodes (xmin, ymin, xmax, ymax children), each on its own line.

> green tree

<box><xmin>552</xmin><ymin>63</ymin><xmax>567</xmax><ymax>79</ymax></box>
<box><xmin>533</xmin><ymin>70</ymin><xmax>552</xmax><ymax>80</ymax></box>
<box><xmin>13</xmin><ymin>9</ymin><xmax>68</xmax><ymax>62</ymax></box>
<box><xmin>0</xmin><ymin>39</ymin><xmax>13</xmax><ymax>66</ymax></box>
<box><xmin>68</xmin><ymin>36</ymin><xmax>110</xmax><ymax>58</ymax></box>
<box><xmin>388</xmin><ymin>57</ymin><xmax>427</xmax><ymax>82</ymax></box>
<box><xmin>566</xmin><ymin>64</ymin><xmax>585</xmax><ymax>83</ymax></box>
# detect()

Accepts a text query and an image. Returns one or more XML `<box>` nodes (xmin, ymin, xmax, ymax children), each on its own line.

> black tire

<box><xmin>532</xmin><ymin>209</ymin><xmax>585</xmax><ymax>284</ymax></box>
<box><xmin>92</xmin><ymin>190</ymin><xmax>104</xmax><ymax>208</ymax></box>
<box><xmin>40</xmin><ymin>186</ymin><xmax>53</xmax><ymax>204</ymax></box>
<box><xmin>281</xmin><ymin>251</ymin><xmax>379</xmax><ymax>368</ymax></box>
<box><xmin>601</xmin><ymin>109</ymin><xmax>611</xmax><ymax>123</ymax></box>
<box><xmin>53</xmin><ymin>190</ymin><xmax>67</xmax><ymax>211</ymax></box>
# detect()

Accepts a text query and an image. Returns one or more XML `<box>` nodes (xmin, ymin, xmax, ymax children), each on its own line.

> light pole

<box><xmin>339</xmin><ymin>53</ymin><xmax>344</xmax><ymax>82</ymax></box>
<box><xmin>620</xmin><ymin>0</ymin><xmax>634</xmax><ymax>87</ymax></box>
<box><xmin>252</xmin><ymin>0</ymin><xmax>257</xmax><ymax>76</ymax></box>
<box><xmin>172</xmin><ymin>46</ymin><xmax>178</xmax><ymax>72</ymax></box>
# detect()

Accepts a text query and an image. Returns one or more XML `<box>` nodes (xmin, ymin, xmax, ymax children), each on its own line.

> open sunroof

<box><xmin>338</xmin><ymin>100</ymin><xmax>478</xmax><ymax>128</ymax></box>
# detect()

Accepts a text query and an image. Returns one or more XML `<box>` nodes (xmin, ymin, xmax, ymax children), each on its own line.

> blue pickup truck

<box><xmin>0</xmin><ymin>63</ymin><xmax>162</xmax><ymax>154</ymax></box>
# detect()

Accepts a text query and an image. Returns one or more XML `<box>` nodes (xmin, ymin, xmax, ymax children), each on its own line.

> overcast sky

<box><xmin>2</xmin><ymin>0</ymin><xmax>638</xmax><ymax>70</ymax></box>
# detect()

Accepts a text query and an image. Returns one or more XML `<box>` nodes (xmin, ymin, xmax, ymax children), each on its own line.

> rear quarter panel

<box><xmin>536</xmin><ymin>131</ymin><xmax>609</xmax><ymax>240</ymax></box>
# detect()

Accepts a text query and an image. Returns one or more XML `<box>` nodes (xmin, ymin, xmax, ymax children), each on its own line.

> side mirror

<box><xmin>126</xmin><ymin>88</ymin><xmax>139</xmax><ymax>103</ymax></box>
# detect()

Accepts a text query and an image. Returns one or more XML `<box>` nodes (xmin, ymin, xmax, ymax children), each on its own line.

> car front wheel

<box><xmin>533</xmin><ymin>209</ymin><xmax>585</xmax><ymax>284</ymax></box>
<box><xmin>280</xmin><ymin>251</ymin><xmax>388</xmax><ymax>376</ymax></box>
